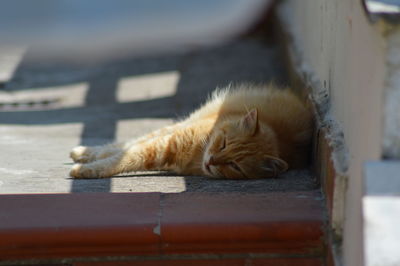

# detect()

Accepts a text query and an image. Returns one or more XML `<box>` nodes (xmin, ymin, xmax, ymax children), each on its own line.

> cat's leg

<box><xmin>70</xmin><ymin>122</ymin><xmax>185</xmax><ymax>163</ymax></box>
<box><xmin>70</xmin><ymin>143</ymin><xmax>124</xmax><ymax>163</ymax></box>
<box><xmin>69</xmin><ymin>132</ymin><xmax>167</xmax><ymax>164</ymax></box>
<box><xmin>70</xmin><ymin>136</ymin><xmax>173</xmax><ymax>178</ymax></box>
<box><xmin>70</xmin><ymin>151</ymin><xmax>125</xmax><ymax>178</ymax></box>
<box><xmin>69</xmin><ymin>120</ymin><xmax>208</xmax><ymax>179</ymax></box>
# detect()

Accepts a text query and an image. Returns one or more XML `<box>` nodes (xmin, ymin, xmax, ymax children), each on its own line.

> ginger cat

<box><xmin>70</xmin><ymin>84</ymin><xmax>313</xmax><ymax>179</ymax></box>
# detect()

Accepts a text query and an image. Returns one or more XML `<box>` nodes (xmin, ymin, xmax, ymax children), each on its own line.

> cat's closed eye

<box><xmin>220</xmin><ymin>137</ymin><xmax>226</xmax><ymax>151</ymax></box>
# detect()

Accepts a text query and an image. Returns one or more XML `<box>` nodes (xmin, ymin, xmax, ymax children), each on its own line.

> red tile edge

<box><xmin>0</xmin><ymin>191</ymin><xmax>325</xmax><ymax>261</ymax></box>
<box><xmin>0</xmin><ymin>227</ymin><xmax>159</xmax><ymax>259</ymax></box>
<box><xmin>72</xmin><ymin>257</ymin><xmax>323</xmax><ymax>266</ymax></box>
<box><xmin>160</xmin><ymin>192</ymin><xmax>325</xmax><ymax>255</ymax></box>
<box><xmin>0</xmin><ymin>193</ymin><xmax>162</xmax><ymax>259</ymax></box>
<box><xmin>160</xmin><ymin>222</ymin><xmax>323</xmax><ymax>254</ymax></box>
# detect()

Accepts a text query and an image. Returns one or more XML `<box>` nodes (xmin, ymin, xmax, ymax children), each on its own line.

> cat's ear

<box><xmin>262</xmin><ymin>155</ymin><xmax>288</xmax><ymax>177</ymax></box>
<box><xmin>240</xmin><ymin>108</ymin><xmax>258</xmax><ymax>135</ymax></box>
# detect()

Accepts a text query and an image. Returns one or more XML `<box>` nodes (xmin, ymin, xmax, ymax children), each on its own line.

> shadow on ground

<box><xmin>0</xmin><ymin>37</ymin><xmax>318</xmax><ymax>193</ymax></box>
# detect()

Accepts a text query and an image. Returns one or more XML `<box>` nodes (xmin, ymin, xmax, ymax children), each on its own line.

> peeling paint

<box><xmin>153</xmin><ymin>223</ymin><xmax>161</xmax><ymax>236</ymax></box>
<box><xmin>322</xmin><ymin>114</ymin><xmax>349</xmax><ymax>175</ymax></box>
<box><xmin>153</xmin><ymin>194</ymin><xmax>165</xmax><ymax>237</ymax></box>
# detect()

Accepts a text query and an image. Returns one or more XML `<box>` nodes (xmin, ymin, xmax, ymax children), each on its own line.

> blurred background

<box><xmin>0</xmin><ymin>0</ymin><xmax>272</xmax><ymax>61</ymax></box>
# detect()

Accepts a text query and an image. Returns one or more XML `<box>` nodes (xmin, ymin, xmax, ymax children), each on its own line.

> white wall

<box><xmin>280</xmin><ymin>1</ymin><xmax>385</xmax><ymax>265</ymax></box>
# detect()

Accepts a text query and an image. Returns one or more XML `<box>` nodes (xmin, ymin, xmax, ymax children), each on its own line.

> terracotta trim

<box><xmin>0</xmin><ymin>193</ymin><xmax>161</xmax><ymax>259</ymax></box>
<box><xmin>0</xmin><ymin>191</ymin><xmax>324</xmax><ymax>262</ymax></box>
<box><xmin>72</xmin><ymin>257</ymin><xmax>323</xmax><ymax>266</ymax></box>
<box><xmin>160</xmin><ymin>192</ymin><xmax>324</xmax><ymax>255</ymax></box>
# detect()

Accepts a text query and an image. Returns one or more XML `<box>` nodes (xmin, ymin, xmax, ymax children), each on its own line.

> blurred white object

<box><xmin>0</xmin><ymin>0</ymin><xmax>272</xmax><ymax>60</ymax></box>
<box><xmin>364</xmin><ymin>161</ymin><xmax>400</xmax><ymax>266</ymax></box>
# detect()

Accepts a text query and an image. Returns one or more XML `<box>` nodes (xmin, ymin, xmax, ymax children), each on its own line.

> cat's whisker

<box><xmin>243</xmin><ymin>104</ymin><xmax>250</xmax><ymax>113</ymax></box>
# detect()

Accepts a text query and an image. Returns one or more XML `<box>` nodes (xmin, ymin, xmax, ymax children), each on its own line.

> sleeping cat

<box><xmin>70</xmin><ymin>83</ymin><xmax>313</xmax><ymax>179</ymax></box>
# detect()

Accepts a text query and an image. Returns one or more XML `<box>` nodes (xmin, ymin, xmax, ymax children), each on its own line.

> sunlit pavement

<box><xmin>0</xmin><ymin>38</ymin><xmax>316</xmax><ymax>194</ymax></box>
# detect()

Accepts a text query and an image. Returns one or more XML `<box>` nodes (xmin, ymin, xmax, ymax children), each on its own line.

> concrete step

<box><xmin>0</xmin><ymin>190</ymin><xmax>326</xmax><ymax>265</ymax></box>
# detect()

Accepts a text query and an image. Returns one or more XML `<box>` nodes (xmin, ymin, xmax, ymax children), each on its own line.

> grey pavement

<box><xmin>0</xmin><ymin>38</ymin><xmax>317</xmax><ymax>194</ymax></box>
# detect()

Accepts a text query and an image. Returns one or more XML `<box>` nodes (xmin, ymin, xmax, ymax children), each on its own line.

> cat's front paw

<box><xmin>70</xmin><ymin>164</ymin><xmax>98</xmax><ymax>178</ymax></box>
<box><xmin>70</xmin><ymin>146</ymin><xmax>94</xmax><ymax>163</ymax></box>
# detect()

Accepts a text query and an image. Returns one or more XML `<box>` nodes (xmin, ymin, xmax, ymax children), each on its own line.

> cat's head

<box><xmin>202</xmin><ymin>109</ymin><xmax>288</xmax><ymax>179</ymax></box>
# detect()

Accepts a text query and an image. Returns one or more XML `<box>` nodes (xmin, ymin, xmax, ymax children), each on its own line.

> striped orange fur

<box><xmin>70</xmin><ymin>84</ymin><xmax>313</xmax><ymax>179</ymax></box>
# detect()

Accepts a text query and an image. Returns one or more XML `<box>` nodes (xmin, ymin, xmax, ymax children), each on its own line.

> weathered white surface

<box><xmin>364</xmin><ymin>161</ymin><xmax>400</xmax><ymax>266</ymax></box>
<box><xmin>364</xmin><ymin>196</ymin><xmax>400</xmax><ymax>266</ymax></box>
<box><xmin>279</xmin><ymin>1</ymin><xmax>385</xmax><ymax>265</ymax></box>
<box><xmin>365</xmin><ymin>0</ymin><xmax>400</xmax><ymax>13</ymax></box>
